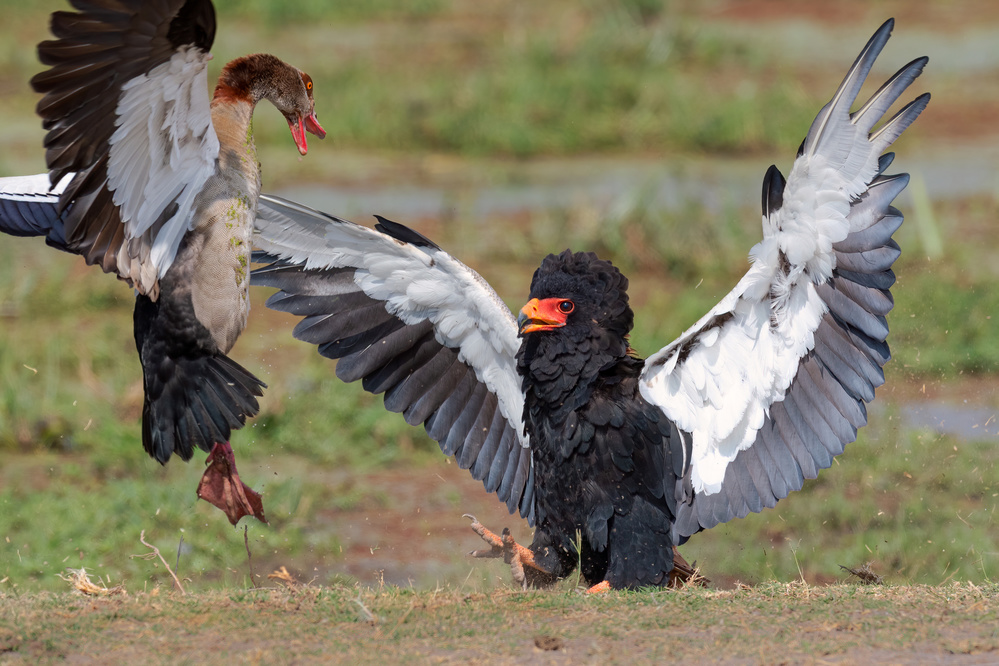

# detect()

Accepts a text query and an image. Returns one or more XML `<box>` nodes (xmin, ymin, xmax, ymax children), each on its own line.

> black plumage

<box><xmin>515</xmin><ymin>253</ymin><xmax>684</xmax><ymax>587</ymax></box>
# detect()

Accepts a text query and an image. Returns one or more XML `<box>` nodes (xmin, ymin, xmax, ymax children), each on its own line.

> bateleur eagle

<box><xmin>249</xmin><ymin>19</ymin><xmax>928</xmax><ymax>589</ymax></box>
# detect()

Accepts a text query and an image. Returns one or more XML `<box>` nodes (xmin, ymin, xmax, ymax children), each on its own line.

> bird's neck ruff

<box><xmin>517</xmin><ymin>329</ymin><xmax>634</xmax><ymax>410</ymax></box>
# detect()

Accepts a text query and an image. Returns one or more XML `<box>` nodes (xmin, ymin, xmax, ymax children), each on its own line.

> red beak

<box><xmin>288</xmin><ymin>111</ymin><xmax>326</xmax><ymax>155</ymax></box>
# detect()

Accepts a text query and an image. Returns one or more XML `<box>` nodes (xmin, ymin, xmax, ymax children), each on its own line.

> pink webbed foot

<box><xmin>196</xmin><ymin>441</ymin><xmax>267</xmax><ymax>525</ymax></box>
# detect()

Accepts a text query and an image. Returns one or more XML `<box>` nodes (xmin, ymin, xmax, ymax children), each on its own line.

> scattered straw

<box><xmin>267</xmin><ymin>566</ymin><xmax>300</xmax><ymax>588</ymax></box>
<box><xmin>57</xmin><ymin>568</ymin><xmax>125</xmax><ymax>597</ymax></box>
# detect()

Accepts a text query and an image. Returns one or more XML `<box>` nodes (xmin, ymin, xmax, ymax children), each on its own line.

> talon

<box><xmin>462</xmin><ymin>515</ymin><xmax>549</xmax><ymax>589</ymax></box>
<box><xmin>469</xmin><ymin>546</ymin><xmax>503</xmax><ymax>559</ymax></box>
<box><xmin>465</xmin><ymin>515</ymin><xmax>506</xmax><ymax>550</ymax></box>
<box><xmin>509</xmin><ymin>548</ymin><xmax>526</xmax><ymax>588</ymax></box>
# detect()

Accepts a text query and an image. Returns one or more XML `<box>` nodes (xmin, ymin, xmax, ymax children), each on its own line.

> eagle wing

<box><xmin>637</xmin><ymin>19</ymin><xmax>930</xmax><ymax>540</ymax></box>
<box><xmin>252</xmin><ymin>195</ymin><xmax>536</xmax><ymax>522</ymax></box>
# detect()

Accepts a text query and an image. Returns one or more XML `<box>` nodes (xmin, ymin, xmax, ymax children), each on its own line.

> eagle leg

<box><xmin>668</xmin><ymin>547</ymin><xmax>709</xmax><ymax>588</ymax></box>
<box><xmin>583</xmin><ymin>549</ymin><xmax>705</xmax><ymax>592</ymax></box>
<box><xmin>463</xmin><ymin>514</ymin><xmax>548</xmax><ymax>590</ymax></box>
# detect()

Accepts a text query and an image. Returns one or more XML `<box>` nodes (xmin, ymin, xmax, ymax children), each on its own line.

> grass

<box><xmin>2</xmin><ymin>187</ymin><xmax>999</xmax><ymax>593</ymax></box>
<box><xmin>0</xmin><ymin>0</ymin><xmax>884</xmax><ymax>183</ymax></box>
<box><xmin>1</xmin><ymin>582</ymin><xmax>997</xmax><ymax>663</ymax></box>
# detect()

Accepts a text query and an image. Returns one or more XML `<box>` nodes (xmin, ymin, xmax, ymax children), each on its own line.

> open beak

<box><xmin>288</xmin><ymin>111</ymin><xmax>326</xmax><ymax>156</ymax></box>
<box><xmin>517</xmin><ymin>298</ymin><xmax>568</xmax><ymax>336</ymax></box>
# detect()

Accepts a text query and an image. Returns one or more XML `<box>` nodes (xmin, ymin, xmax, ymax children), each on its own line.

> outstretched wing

<box><xmin>637</xmin><ymin>19</ymin><xmax>930</xmax><ymax>540</ymax></box>
<box><xmin>0</xmin><ymin>173</ymin><xmax>70</xmax><ymax>248</ymax></box>
<box><xmin>31</xmin><ymin>0</ymin><xmax>219</xmax><ymax>296</ymax></box>
<box><xmin>252</xmin><ymin>195</ymin><xmax>536</xmax><ymax>522</ymax></box>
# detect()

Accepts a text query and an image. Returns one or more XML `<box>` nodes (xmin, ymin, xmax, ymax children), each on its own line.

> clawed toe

<box><xmin>464</xmin><ymin>514</ymin><xmax>506</xmax><ymax>557</ymax></box>
<box><xmin>463</xmin><ymin>514</ymin><xmax>540</xmax><ymax>590</ymax></box>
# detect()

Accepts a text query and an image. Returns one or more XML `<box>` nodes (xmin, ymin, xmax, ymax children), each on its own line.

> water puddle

<box><xmin>899</xmin><ymin>402</ymin><xmax>999</xmax><ymax>440</ymax></box>
<box><xmin>276</xmin><ymin>139</ymin><xmax>998</xmax><ymax>225</ymax></box>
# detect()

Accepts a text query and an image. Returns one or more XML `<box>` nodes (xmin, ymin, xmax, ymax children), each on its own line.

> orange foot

<box><xmin>464</xmin><ymin>514</ymin><xmax>546</xmax><ymax>589</ymax></box>
<box><xmin>586</xmin><ymin>580</ymin><xmax>612</xmax><ymax>594</ymax></box>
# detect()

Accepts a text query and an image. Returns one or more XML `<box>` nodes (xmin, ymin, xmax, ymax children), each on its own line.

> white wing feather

<box><xmin>640</xmin><ymin>21</ymin><xmax>927</xmax><ymax>496</ymax></box>
<box><xmin>253</xmin><ymin>195</ymin><xmax>529</xmax><ymax>449</ymax></box>
<box><xmin>107</xmin><ymin>46</ymin><xmax>220</xmax><ymax>283</ymax></box>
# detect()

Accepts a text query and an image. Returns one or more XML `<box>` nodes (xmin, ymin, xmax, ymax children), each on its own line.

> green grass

<box><xmin>3</xmin><ymin>189</ymin><xmax>999</xmax><ymax>593</ymax></box>
<box><xmin>0</xmin><ymin>0</ymin><xmax>997</xmax><ymax>603</ymax></box>
<box><xmin>0</xmin><ymin>0</ymin><xmax>852</xmax><ymax>183</ymax></box>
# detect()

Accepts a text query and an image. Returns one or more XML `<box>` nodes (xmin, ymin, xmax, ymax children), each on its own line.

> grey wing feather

<box><xmin>251</xmin><ymin>195</ymin><xmax>535</xmax><ymax>523</ymax></box>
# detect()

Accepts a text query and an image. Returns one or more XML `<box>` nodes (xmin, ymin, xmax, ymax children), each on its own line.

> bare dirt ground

<box><xmin>276</xmin><ymin>460</ymin><xmax>536</xmax><ymax>591</ymax></box>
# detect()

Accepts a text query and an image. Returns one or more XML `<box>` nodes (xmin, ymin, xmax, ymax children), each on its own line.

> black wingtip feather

<box><xmin>373</xmin><ymin>215</ymin><xmax>441</xmax><ymax>250</ymax></box>
<box><xmin>761</xmin><ymin>165</ymin><xmax>786</xmax><ymax>219</ymax></box>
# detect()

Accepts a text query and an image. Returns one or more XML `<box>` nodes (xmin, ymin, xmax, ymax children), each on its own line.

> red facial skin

<box><xmin>517</xmin><ymin>297</ymin><xmax>574</xmax><ymax>335</ymax></box>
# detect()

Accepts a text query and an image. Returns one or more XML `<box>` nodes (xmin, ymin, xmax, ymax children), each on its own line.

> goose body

<box><xmin>0</xmin><ymin>0</ymin><xmax>325</xmax><ymax>523</ymax></box>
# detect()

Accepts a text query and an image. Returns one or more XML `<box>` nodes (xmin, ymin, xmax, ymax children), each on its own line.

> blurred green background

<box><xmin>1</xmin><ymin>0</ymin><xmax>997</xmax><ymax>592</ymax></box>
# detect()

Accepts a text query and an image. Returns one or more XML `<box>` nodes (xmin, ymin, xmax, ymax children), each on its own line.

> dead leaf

<box><xmin>268</xmin><ymin>566</ymin><xmax>299</xmax><ymax>587</ymax></box>
<box><xmin>534</xmin><ymin>635</ymin><xmax>564</xmax><ymax>651</ymax></box>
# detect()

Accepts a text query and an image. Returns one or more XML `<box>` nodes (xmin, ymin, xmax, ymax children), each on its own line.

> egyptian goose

<box><xmin>0</xmin><ymin>0</ymin><xmax>324</xmax><ymax>523</ymax></box>
<box><xmin>248</xmin><ymin>20</ymin><xmax>928</xmax><ymax>587</ymax></box>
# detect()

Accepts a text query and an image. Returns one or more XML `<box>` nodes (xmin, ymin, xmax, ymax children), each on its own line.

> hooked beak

<box><xmin>517</xmin><ymin>298</ymin><xmax>568</xmax><ymax>336</ymax></box>
<box><xmin>288</xmin><ymin>111</ymin><xmax>326</xmax><ymax>156</ymax></box>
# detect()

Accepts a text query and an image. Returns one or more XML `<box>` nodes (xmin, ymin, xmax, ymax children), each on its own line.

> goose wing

<box><xmin>31</xmin><ymin>0</ymin><xmax>219</xmax><ymax>296</ymax></box>
<box><xmin>252</xmin><ymin>196</ymin><xmax>536</xmax><ymax>522</ymax></box>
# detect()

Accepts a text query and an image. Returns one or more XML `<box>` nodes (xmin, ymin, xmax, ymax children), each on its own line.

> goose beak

<box><xmin>305</xmin><ymin>111</ymin><xmax>326</xmax><ymax>139</ymax></box>
<box><xmin>288</xmin><ymin>111</ymin><xmax>326</xmax><ymax>156</ymax></box>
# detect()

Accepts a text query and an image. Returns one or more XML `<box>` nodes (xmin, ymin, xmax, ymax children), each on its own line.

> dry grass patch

<box><xmin>1</xmin><ymin>581</ymin><xmax>996</xmax><ymax>663</ymax></box>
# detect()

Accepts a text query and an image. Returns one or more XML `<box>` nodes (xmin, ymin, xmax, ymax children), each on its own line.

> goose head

<box><xmin>216</xmin><ymin>53</ymin><xmax>326</xmax><ymax>155</ymax></box>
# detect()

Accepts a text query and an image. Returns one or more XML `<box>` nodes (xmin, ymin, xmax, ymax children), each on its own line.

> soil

<box><xmin>275</xmin><ymin>460</ymin><xmax>535</xmax><ymax>590</ymax></box>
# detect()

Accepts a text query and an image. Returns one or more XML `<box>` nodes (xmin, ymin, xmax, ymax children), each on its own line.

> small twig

<box><xmin>244</xmin><ymin>525</ymin><xmax>257</xmax><ymax>588</ymax></box>
<box><xmin>353</xmin><ymin>594</ymin><xmax>376</xmax><ymax>623</ymax></box>
<box><xmin>175</xmin><ymin>535</ymin><xmax>184</xmax><ymax>575</ymax></box>
<box><xmin>136</xmin><ymin>530</ymin><xmax>186</xmax><ymax>595</ymax></box>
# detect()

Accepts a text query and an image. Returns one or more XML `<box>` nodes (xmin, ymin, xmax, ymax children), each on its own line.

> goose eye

<box><xmin>558</xmin><ymin>300</ymin><xmax>574</xmax><ymax>314</ymax></box>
